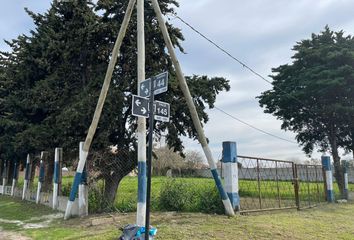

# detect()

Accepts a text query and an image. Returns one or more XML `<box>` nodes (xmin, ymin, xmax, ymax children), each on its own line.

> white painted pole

<box><xmin>64</xmin><ymin>0</ymin><xmax>137</xmax><ymax>220</ymax></box>
<box><xmin>2</xmin><ymin>178</ymin><xmax>5</xmax><ymax>195</ymax></box>
<box><xmin>150</xmin><ymin>0</ymin><xmax>235</xmax><ymax>216</ymax></box>
<box><xmin>36</xmin><ymin>152</ymin><xmax>44</xmax><ymax>204</ymax></box>
<box><xmin>136</xmin><ymin>0</ymin><xmax>147</xmax><ymax>227</ymax></box>
<box><xmin>78</xmin><ymin>142</ymin><xmax>88</xmax><ymax>217</ymax></box>
<box><xmin>53</xmin><ymin>148</ymin><xmax>61</xmax><ymax>210</ymax></box>
<box><xmin>11</xmin><ymin>179</ymin><xmax>16</xmax><ymax>196</ymax></box>
<box><xmin>22</xmin><ymin>154</ymin><xmax>31</xmax><ymax>200</ymax></box>
<box><xmin>36</xmin><ymin>182</ymin><xmax>42</xmax><ymax>204</ymax></box>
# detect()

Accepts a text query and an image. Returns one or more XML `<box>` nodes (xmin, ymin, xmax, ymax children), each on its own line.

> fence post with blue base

<box><xmin>342</xmin><ymin>160</ymin><xmax>349</xmax><ymax>200</ymax></box>
<box><xmin>78</xmin><ymin>142</ymin><xmax>89</xmax><ymax>217</ymax></box>
<box><xmin>36</xmin><ymin>152</ymin><xmax>46</xmax><ymax>204</ymax></box>
<box><xmin>22</xmin><ymin>154</ymin><xmax>31</xmax><ymax>200</ymax></box>
<box><xmin>11</xmin><ymin>161</ymin><xmax>18</xmax><ymax>196</ymax></box>
<box><xmin>53</xmin><ymin>148</ymin><xmax>62</xmax><ymax>210</ymax></box>
<box><xmin>222</xmin><ymin>141</ymin><xmax>240</xmax><ymax>211</ymax></box>
<box><xmin>321</xmin><ymin>155</ymin><xmax>334</xmax><ymax>203</ymax></box>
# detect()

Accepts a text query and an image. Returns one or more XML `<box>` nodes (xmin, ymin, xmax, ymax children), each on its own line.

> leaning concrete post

<box><xmin>151</xmin><ymin>0</ymin><xmax>235</xmax><ymax>216</ymax></box>
<box><xmin>53</xmin><ymin>148</ymin><xmax>62</xmax><ymax>210</ymax></box>
<box><xmin>342</xmin><ymin>160</ymin><xmax>349</xmax><ymax>200</ymax></box>
<box><xmin>222</xmin><ymin>142</ymin><xmax>240</xmax><ymax>211</ymax></box>
<box><xmin>321</xmin><ymin>155</ymin><xmax>334</xmax><ymax>203</ymax></box>
<box><xmin>22</xmin><ymin>154</ymin><xmax>31</xmax><ymax>200</ymax></box>
<box><xmin>78</xmin><ymin>142</ymin><xmax>88</xmax><ymax>216</ymax></box>
<box><xmin>36</xmin><ymin>152</ymin><xmax>46</xmax><ymax>204</ymax></box>
<box><xmin>11</xmin><ymin>161</ymin><xmax>18</xmax><ymax>196</ymax></box>
<box><xmin>1</xmin><ymin>160</ymin><xmax>7</xmax><ymax>195</ymax></box>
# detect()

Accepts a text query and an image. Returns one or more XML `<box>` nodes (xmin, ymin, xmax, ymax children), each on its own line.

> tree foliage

<box><xmin>0</xmin><ymin>0</ymin><xmax>230</xmax><ymax>204</ymax></box>
<box><xmin>258</xmin><ymin>26</ymin><xmax>354</xmax><ymax>193</ymax></box>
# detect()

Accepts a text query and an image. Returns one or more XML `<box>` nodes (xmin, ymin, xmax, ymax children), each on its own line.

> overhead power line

<box><xmin>168</xmin><ymin>13</ymin><xmax>320</xmax><ymax>118</ymax></box>
<box><xmin>167</xmin><ymin>13</ymin><xmax>300</xmax><ymax>144</ymax></box>
<box><xmin>214</xmin><ymin>106</ymin><xmax>298</xmax><ymax>144</ymax></box>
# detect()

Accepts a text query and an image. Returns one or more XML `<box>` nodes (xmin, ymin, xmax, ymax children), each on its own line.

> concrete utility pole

<box><xmin>64</xmin><ymin>0</ymin><xmax>137</xmax><ymax>219</ymax></box>
<box><xmin>136</xmin><ymin>0</ymin><xmax>147</xmax><ymax>226</ymax></box>
<box><xmin>150</xmin><ymin>0</ymin><xmax>235</xmax><ymax>216</ymax></box>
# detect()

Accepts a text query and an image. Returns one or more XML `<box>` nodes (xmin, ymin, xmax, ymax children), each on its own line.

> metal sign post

<box><xmin>145</xmin><ymin>76</ymin><xmax>155</xmax><ymax>240</ymax></box>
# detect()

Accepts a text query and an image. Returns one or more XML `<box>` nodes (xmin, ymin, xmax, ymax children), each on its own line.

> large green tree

<box><xmin>0</xmin><ymin>0</ymin><xmax>230</xmax><ymax>206</ymax></box>
<box><xmin>258</xmin><ymin>27</ymin><xmax>354</xmax><ymax>195</ymax></box>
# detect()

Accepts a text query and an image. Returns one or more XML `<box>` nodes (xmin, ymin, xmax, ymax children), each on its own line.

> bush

<box><xmin>116</xmin><ymin>198</ymin><xmax>137</xmax><ymax>213</ymax></box>
<box><xmin>61</xmin><ymin>182</ymin><xmax>71</xmax><ymax>197</ymax></box>
<box><xmin>197</xmin><ymin>186</ymin><xmax>224</xmax><ymax>214</ymax></box>
<box><xmin>159</xmin><ymin>179</ymin><xmax>196</xmax><ymax>211</ymax></box>
<box><xmin>158</xmin><ymin>179</ymin><xmax>224</xmax><ymax>214</ymax></box>
<box><xmin>88</xmin><ymin>186</ymin><xmax>105</xmax><ymax>213</ymax></box>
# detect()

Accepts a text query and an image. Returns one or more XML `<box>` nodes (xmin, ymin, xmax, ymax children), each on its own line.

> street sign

<box><xmin>153</xmin><ymin>100</ymin><xmax>170</xmax><ymax>122</ymax></box>
<box><xmin>139</xmin><ymin>71</ymin><xmax>168</xmax><ymax>97</ymax></box>
<box><xmin>132</xmin><ymin>95</ymin><xmax>149</xmax><ymax>118</ymax></box>
<box><xmin>132</xmin><ymin>95</ymin><xmax>170</xmax><ymax>122</ymax></box>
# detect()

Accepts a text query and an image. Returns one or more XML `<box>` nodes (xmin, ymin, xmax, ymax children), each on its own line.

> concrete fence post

<box><xmin>78</xmin><ymin>142</ymin><xmax>88</xmax><ymax>217</ymax></box>
<box><xmin>321</xmin><ymin>155</ymin><xmax>334</xmax><ymax>203</ymax></box>
<box><xmin>11</xmin><ymin>161</ymin><xmax>18</xmax><ymax>196</ymax></box>
<box><xmin>222</xmin><ymin>141</ymin><xmax>240</xmax><ymax>211</ymax></box>
<box><xmin>53</xmin><ymin>148</ymin><xmax>62</xmax><ymax>210</ymax></box>
<box><xmin>22</xmin><ymin>154</ymin><xmax>31</xmax><ymax>200</ymax></box>
<box><xmin>342</xmin><ymin>160</ymin><xmax>349</xmax><ymax>200</ymax></box>
<box><xmin>36</xmin><ymin>152</ymin><xmax>46</xmax><ymax>204</ymax></box>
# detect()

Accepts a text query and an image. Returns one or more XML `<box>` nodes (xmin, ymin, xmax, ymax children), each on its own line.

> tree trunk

<box><xmin>103</xmin><ymin>171</ymin><xmax>122</xmax><ymax>209</ymax></box>
<box><xmin>101</xmin><ymin>151</ymin><xmax>137</xmax><ymax>211</ymax></box>
<box><xmin>328</xmin><ymin>125</ymin><xmax>344</xmax><ymax>197</ymax></box>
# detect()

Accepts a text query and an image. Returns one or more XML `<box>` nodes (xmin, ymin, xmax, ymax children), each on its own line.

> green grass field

<box><xmin>1</xmin><ymin>195</ymin><xmax>354</xmax><ymax>240</ymax></box>
<box><xmin>13</xmin><ymin>175</ymin><xmax>352</xmax><ymax>213</ymax></box>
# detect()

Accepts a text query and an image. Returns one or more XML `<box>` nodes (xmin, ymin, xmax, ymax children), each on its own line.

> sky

<box><xmin>1</xmin><ymin>0</ymin><xmax>354</xmax><ymax>162</ymax></box>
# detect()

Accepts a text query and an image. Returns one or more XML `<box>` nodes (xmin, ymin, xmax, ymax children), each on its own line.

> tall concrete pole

<box><xmin>136</xmin><ymin>0</ymin><xmax>147</xmax><ymax>226</ymax></box>
<box><xmin>150</xmin><ymin>0</ymin><xmax>235</xmax><ymax>216</ymax></box>
<box><xmin>64</xmin><ymin>0</ymin><xmax>137</xmax><ymax>219</ymax></box>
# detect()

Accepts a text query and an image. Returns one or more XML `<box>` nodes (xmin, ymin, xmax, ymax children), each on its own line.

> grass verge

<box><xmin>1</xmin><ymin>195</ymin><xmax>354</xmax><ymax>239</ymax></box>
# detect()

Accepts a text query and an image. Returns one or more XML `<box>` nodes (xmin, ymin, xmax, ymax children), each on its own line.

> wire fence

<box><xmin>1</xmin><ymin>151</ymin><xmax>353</xmax><ymax>216</ymax></box>
<box><xmin>236</xmin><ymin>156</ymin><xmax>297</xmax><ymax>212</ymax></box>
<box><xmin>295</xmin><ymin>164</ymin><xmax>327</xmax><ymax>209</ymax></box>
